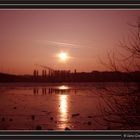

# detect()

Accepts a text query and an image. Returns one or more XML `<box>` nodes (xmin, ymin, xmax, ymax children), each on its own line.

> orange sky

<box><xmin>0</xmin><ymin>10</ymin><xmax>140</xmax><ymax>75</ymax></box>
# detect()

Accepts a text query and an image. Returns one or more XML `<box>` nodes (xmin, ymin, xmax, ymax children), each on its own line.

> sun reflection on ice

<box><xmin>59</xmin><ymin>95</ymin><xmax>68</xmax><ymax>121</ymax></box>
<box><xmin>59</xmin><ymin>94</ymin><xmax>69</xmax><ymax>129</ymax></box>
<box><xmin>58</xmin><ymin>85</ymin><xmax>69</xmax><ymax>90</ymax></box>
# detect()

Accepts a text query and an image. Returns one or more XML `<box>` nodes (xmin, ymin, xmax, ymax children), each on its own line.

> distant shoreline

<box><xmin>0</xmin><ymin>71</ymin><xmax>140</xmax><ymax>83</ymax></box>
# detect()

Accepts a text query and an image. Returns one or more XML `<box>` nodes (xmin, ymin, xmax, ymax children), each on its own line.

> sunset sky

<box><xmin>0</xmin><ymin>10</ymin><xmax>140</xmax><ymax>75</ymax></box>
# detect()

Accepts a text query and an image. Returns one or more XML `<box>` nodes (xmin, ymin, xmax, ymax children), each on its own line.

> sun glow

<box><xmin>58</xmin><ymin>51</ymin><xmax>69</xmax><ymax>62</ymax></box>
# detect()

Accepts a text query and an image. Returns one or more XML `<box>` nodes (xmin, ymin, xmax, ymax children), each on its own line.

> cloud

<box><xmin>47</xmin><ymin>41</ymin><xmax>80</xmax><ymax>49</ymax></box>
<box><xmin>44</xmin><ymin>40</ymin><xmax>95</xmax><ymax>50</ymax></box>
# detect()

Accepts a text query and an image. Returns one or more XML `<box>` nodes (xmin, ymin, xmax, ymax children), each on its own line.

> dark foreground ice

<box><xmin>0</xmin><ymin>82</ymin><xmax>138</xmax><ymax>130</ymax></box>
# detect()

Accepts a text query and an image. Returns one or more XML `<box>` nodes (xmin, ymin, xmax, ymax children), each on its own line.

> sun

<box><xmin>58</xmin><ymin>51</ymin><xmax>69</xmax><ymax>62</ymax></box>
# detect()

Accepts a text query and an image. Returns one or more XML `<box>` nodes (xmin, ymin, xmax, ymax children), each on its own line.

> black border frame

<box><xmin>0</xmin><ymin>0</ymin><xmax>140</xmax><ymax>8</ymax></box>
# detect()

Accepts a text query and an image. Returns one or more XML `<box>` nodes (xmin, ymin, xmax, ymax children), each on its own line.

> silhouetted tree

<box><xmin>99</xmin><ymin>18</ymin><xmax>140</xmax><ymax>130</ymax></box>
<box><xmin>103</xmin><ymin>18</ymin><xmax>140</xmax><ymax>72</ymax></box>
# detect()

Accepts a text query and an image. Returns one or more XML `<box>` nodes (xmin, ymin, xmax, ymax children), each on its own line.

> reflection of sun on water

<box><xmin>59</xmin><ymin>85</ymin><xmax>69</xmax><ymax>90</ymax></box>
<box><xmin>58</xmin><ymin>85</ymin><xmax>69</xmax><ymax>129</ymax></box>
<box><xmin>59</xmin><ymin>94</ymin><xmax>68</xmax><ymax>129</ymax></box>
<box><xmin>60</xmin><ymin>95</ymin><xmax>67</xmax><ymax>115</ymax></box>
